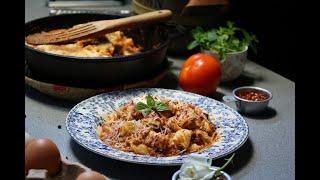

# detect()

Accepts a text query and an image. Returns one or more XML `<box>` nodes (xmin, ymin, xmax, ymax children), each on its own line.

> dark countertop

<box><xmin>25</xmin><ymin>1</ymin><xmax>295</xmax><ymax>179</ymax></box>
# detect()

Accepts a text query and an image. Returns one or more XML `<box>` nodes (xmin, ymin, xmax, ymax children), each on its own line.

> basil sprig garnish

<box><xmin>214</xmin><ymin>153</ymin><xmax>235</xmax><ymax>178</ymax></box>
<box><xmin>135</xmin><ymin>95</ymin><xmax>170</xmax><ymax>116</ymax></box>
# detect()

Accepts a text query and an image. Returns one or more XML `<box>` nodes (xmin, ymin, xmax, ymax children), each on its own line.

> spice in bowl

<box><xmin>233</xmin><ymin>86</ymin><xmax>272</xmax><ymax>114</ymax></box>
<box><xmin>236</xmin><ymin>89</ymin><xmax>269</xmax><ymax>102</ymax></box>
<box><xmin>223</xmin><ymin>86</ymin><xmax>273</xmax><ymax>114</ymax></box>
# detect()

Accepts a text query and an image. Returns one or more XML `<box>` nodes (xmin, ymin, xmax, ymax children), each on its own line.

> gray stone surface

<box><xmin>25</xmin><ymin>1</ymin><xmax>295</xmax><ymax>179</ymax></box>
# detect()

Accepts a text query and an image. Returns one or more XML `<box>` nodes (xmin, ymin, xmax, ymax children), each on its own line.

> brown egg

<box><xmin>76</xmin><ymin>171</ymin><xmax>107</xmax><ymax>180</ymax></box>
<box><xmin>25</xmin><ymin>138</ymin><xmax>61</xmax><ymax>176</ymax></box>
<box><xmin>25</xmin><ymin>132</ymin><xmax>34</xmax><ymax>148</ymax></box>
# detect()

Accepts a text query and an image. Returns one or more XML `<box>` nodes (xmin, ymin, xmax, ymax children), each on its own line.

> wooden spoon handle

<box><xmin>111</xmin><ymin>10</ymin><xmax>172</xmax><ymax>28</ymax></box>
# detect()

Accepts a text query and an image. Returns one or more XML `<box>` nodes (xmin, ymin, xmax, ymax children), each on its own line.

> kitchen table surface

<box><xmin>25</xmin><ymin>0</ymin><xmax>295</xmax><ymax>179</ymax></box>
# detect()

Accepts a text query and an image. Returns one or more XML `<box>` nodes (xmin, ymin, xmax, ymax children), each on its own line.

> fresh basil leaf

<box><xmin>155</xmin><ymin>101</ymin><xmax>170</xmax><ymax>112</ymax></box>
<box><xmin>214</xmin><ymin>153</ymin><xmax>235</xmax><ymax>178</ymax></box>
<box><xmin>231</xmin><ymin>39</ymin><xmax>239</xmax><ymax>47</ymax></box>
<box><xmin>134</xmin><ymin>95</ymin><xmax>173</xmax><ymax>116</ymax></box>
<box><xmin>187</xmin><ymin>40</ymin><xmax>199</xmax><ymax>50</ymax></box>
<box><xmin>146</xmin><ymin>95</ymin><xmax>155</xmax><ymax>107</ymax></box>
<box><xmin>140</xmin><ymin>108</ymin><xmax>152</xmax><ymax>116</ymax></box>
<box><xmin>191</xmin><ymin>26</ymin><xmax>204</xmax><ymax>35</ymax></box>
<box><xmin>135</xmin><ymin>102</ymin><xmax>149</xmax><ymax>111</ymax></box>
<box><xmin>189</xmin><ymin>21</ymin><xmax>258</xmax><ymax>62</ymax></box>
<box><xmin>207</xmin><ymin>30</ymin><xmax>217</xmax><ymax>41</ymax></box>
<box><xmin>227</xmin><ymin>21</ymin><xmax>234</xmax><ymax>28</ymax></box>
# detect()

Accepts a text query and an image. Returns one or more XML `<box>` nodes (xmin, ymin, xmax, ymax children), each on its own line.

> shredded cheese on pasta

<box><xmin>97</xmin><ymin>96</ymin><xmax>219</xmax><ymax>157</ymax></box>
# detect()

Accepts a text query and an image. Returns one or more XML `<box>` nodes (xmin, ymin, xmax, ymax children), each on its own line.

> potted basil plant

<box><xmin>188</xmin><ymin>21</ymin><xmax>258</xmax><ymax>82</ymax></box>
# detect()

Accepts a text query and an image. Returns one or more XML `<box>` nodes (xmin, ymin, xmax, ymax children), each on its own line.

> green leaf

<box><xmin>146</xmin><ymin>95</ymin><xmax>155</xmax><ymax>107</ymax></box>
<box><xmin>189</xmin><ymin>21</ymin><xmax>258</xmax><ymax>62</ymax></box>
<box><xmin>140</xmin><ymin>108</ymin><xmax>152</xmax><ymax>116</ymax></box>
<box><xmin>135</xmin><ymin>102</ymin><xmax>149</xmax><ymax>111</ymax></box>
<box><xmin>231</xmin><ymin>39</ymin><xmax>240</xmax><ymax>47</ymax></box>
<box><xmin>135</xmin><ymin>95</ymin><xmax>171</xmax><ymax>116</ymax></box>
<box><xmin>227</xmin><ymin>21</ymin><xmax>235</xmax><ymax>28</ymax></box>
<box><xmin>135</xmin><ymin>101</ymin><xmax>152</xmax><ymax>116</ymax></box>
<box><xmin>214</xmin><ymin>153</ymin><xmax>235</xmax><ymax>177</ymax></box>
<box><xmin>207</xmin><ymin>30</ymin><xmax>217</xmax><ymax>41</ymax></box>
<box><xmin>220</xmin><ymin>34</ymin><xmax>229</xmax><ymax>41</ymax></box>
<box><xmin>155</xmin><ymin>101</ymin><xmax>170</xmax><ymax>112</ymax></box>
<box><xmin>187</xmin><ymin>40</ymin><xmax>199</xmax><ymax>50</ymax></box>
<box><xmin>191</xmin><ymin>26</ymin><xmax>204</xmax><ymax>35</ymax></box>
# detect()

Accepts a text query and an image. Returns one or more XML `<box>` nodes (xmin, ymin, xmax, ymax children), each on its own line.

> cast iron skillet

<box><xmin>25</xmin><ymin>13</ymin><xmax>170</xmax><ymax>87</ymax></box>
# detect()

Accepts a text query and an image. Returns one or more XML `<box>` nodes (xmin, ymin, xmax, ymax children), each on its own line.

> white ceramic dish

<box><xmin>204</xmin><ymin>46</ymin><xmax>248</xmax><ymax>82</ymax></box>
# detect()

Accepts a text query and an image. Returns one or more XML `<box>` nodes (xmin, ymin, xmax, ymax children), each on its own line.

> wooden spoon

<box><xmin>26</xmin><ymin>10</ymin><xmax>172</xmax><ymax>45</ymax></box>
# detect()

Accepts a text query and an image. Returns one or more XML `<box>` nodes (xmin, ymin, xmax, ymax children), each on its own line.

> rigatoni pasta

<box><xmin>97</xmin><ymin>95</ymin><xmax>219</xmax><ymax>157</ymax></box>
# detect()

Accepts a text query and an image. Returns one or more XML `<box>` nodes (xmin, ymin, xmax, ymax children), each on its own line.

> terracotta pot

<box><xmin>204</xmin><ymin>46</ymin><xmax>248</xmax><ymax>82</ymax></box>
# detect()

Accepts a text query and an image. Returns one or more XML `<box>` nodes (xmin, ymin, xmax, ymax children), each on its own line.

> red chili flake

<box><xmin>53</xmin><ymin>85</ymin><xmax>67</xmax><ymax>92</ymax></box>
<box><xmin>236</xmin><ymin>89</ymin><xmax>269</xmax><ymax>101</ymax></box>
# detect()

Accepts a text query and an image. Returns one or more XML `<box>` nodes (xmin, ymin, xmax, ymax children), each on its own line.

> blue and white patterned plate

<box><xmin>66</xmin><ymin>88</ymin><xmax>249</xmax><ymax>166</ymax></box>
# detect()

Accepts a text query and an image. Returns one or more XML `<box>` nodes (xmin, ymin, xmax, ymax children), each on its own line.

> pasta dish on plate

<box><xmin>96</xmin><ymin>95</ymin><xmax>219</xmax><ymax>157</ymax></box>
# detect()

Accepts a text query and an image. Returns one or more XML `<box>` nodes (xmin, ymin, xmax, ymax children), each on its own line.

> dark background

<box><xmin>227</xmin><ymin>0</ymin><xmax>295</xmax><ymax>81</ymax></box>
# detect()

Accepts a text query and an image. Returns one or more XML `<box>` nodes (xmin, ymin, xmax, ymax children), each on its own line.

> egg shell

<box><xmin>26</xmin><ymin>154</ymin><xmax>91</xmax><ymax>179</ymax></box>
<box><xmin>25</xmin><ymin>132</ymin><xmax>35</xmax><ymax>148</ymax></box>
<box><xmin>76</xmin><ymin>171</ymin><xmax>107</xmax><ymax>180</ymax></box>
<box><xmin>25</xmin><ymin>138</ymin><xmax>62</xmax><ymax>176</ymax></box>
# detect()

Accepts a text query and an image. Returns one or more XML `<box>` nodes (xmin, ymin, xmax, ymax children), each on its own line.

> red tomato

<box><xmin>179</xmin><ymin>53</ymin><xmax>221</xmax><ymax>96</ymax></box>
